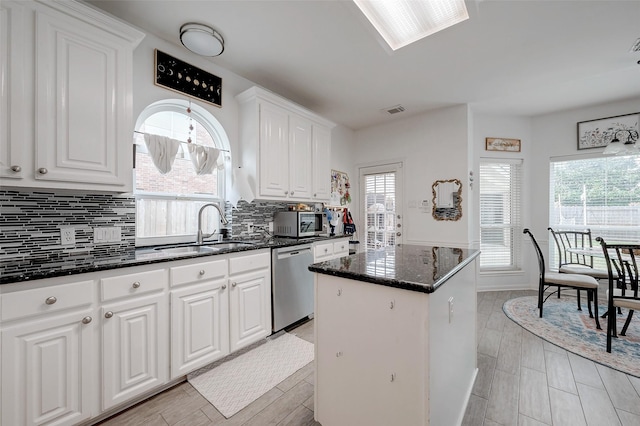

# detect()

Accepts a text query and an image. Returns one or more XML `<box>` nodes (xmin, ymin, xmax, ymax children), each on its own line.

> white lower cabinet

<box><xmin>313</xmin><ymin>237</ymin><xmax>350</xmax><ymax>262</ymax></box>
<box><xmin>0</xmin><ymin>278</ymin><xmax>96</xmax><ymax>426</ymax></box>
<box><xmin>229</xmin><ymin>250</ymin><xmax>272</xmax><ymax>352</ymax></box>
<box><xmin>170</xmin><ymin>258</ymin><xmax>230</xmax><ymax>379</ymax></box>
<box><xmin>0</xmin><ymin>249</ymin><xmax>274</xmax><ymax>425</ymax></box>
<box><xmin>101</xmin><ymin>292</ymin><xmax>168</xmax><ymax>410</ymax></box>
<box><xmin>1</xmin><ymin>309</ymin><xmax>95</xmax><ymax>426</ymax></box>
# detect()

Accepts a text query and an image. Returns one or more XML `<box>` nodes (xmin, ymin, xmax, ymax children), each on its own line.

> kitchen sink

<box><xmin>204</xmin><ymin>241</ymin><xmax>256</xmax><ymax>250</ymax></box>
<box><xmin>154</xmin><ymin>245</ymin><xmax>219</xmax><ymax>256</ymax></box>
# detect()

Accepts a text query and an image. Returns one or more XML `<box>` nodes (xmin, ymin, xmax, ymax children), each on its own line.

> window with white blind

<box><xmin>549</xmin><ymin>155</ymin><xmax>640</xmax><ymax>268</ymax></box>
<box><xmin>479</xmin><ymin>159</ymin><xmax>523</xmax><ymax>271</ymax></box>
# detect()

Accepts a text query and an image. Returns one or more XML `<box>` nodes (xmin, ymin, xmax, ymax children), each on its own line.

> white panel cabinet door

<box><xmin>101</xmin><ymin>293</ymin><xmax>168</xmax><ymax>410</ymax></box>
<box><xmin>288</xmin><ymin>114</ymin><xmax>312</xmax><ymax>200</ymax></box>
<box><xmin>0</xmin><ymin>1</ymin><xmax>26</xmax><ymax>180</ymax></box>
<box><xmin>312</xmin><ymin>124</ymin><xmax>332</xmax><ymax>201</ymax></box>
<box><xmin>170</xmin><ymin>281</ymin><xmax>230</xmax><ymax>379</ymax></box>
<box><xmin>1</xmin><ymin>309</ymin><xmax>95</xmax><ymax>426</ymax></box>
<box><xmin>34</xmin><ymin>6</ymin><xmax>129</xmax><ymax>188</ymax></box>
<box><xmin>259</xmin><ymin>101</ymin><xmax>290</xmax><ymax>198</ymax></box>
<box><xmin>229</xmin><ymin>268</ymin><xmax>271</xmax><ymax>352</ymax></box>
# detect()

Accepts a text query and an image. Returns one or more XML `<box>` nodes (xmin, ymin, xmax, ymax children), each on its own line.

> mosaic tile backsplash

<box><xmin>0</xmin><ymin>190</ymin><xmax>136</xmax><ymax>277</ymax></box>
<box><xmin>0</xmin><ymin>190</ymin><xmax>291</xmax><ymax>278</ymax></box>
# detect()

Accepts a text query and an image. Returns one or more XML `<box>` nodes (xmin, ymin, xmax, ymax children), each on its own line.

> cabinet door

<box><xmin>34</xmin><ymin>6</ymin><xmax>132</xmax><ymax>189</ymax></box>
<box><xmin>102</xmin><ymin>293</ymin><xmax>168</xmax><ymax>410</ymax></box>
<box><xmin>0</xmin><ymin>1</ymin><xmax>26</xmax><ymax>180</ymax></box>
<box><xmin>259</xmin><ymin>101</ymin><xmax>290</xmax><ymax>198</ymax></box>
<box><xmin>229</xmin><ymin>268</ymin><xmax>271</xmax><ymax>352</ymax></box>
<box><xmin>170</xmin><ymin>281</ymin><xmax>229</xmax><ymax>379</ymax></box>
<box><xmin>312</xmin><ymin>124</ymin><xmax>331</xmax><ymax>201</ymax></box>
<box><xmin>1</xmin><ymin>309</ymin><xmax>95</xmax><ymax>426</ymax></box>
<box><xmin>288</xmin><ymin>114</ymin><xmax>312</xmax><ymax>200</ymax></box>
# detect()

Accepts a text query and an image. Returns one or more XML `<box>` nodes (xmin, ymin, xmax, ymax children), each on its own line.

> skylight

<box><xmin>353</xmin><ymin>0</ymin><xmax>469</xmax><ymax>50</ymax></box>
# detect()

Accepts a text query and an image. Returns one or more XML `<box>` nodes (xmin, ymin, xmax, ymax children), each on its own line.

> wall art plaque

<box><xmin>154</xmin><ymin>49</ymin><xmax>222</xmax><ymax>107</ymax></box>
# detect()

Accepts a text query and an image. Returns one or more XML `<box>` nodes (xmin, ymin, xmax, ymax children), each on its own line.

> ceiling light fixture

<box><xmin>353</xmin><ymin>0</ymin><xmax>469</xmax><ymax>51</ymax></box>
<box><xmin>603</xmin><ymin>129</ymin><xmax>639</xmax><ymax>155</ymax></box>
<box><xmin>180</xmin><ymin>23</ymin><xmax>224</xmax><ymax>57</ymax></box>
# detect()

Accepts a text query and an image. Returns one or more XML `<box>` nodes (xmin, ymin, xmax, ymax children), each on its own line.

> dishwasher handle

<box><xmin>276</xmin><ymin>245</ymin><xmax>312</xmax><ymax>260</ymax></box>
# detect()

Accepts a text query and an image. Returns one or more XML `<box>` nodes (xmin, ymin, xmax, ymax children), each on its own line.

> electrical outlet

<box><xmin>247</xmin><ymin>222</ymin><xmax>254</xmax><ymax>233</ymax></box>
<box><xmin>60</xmin><ymin>227</ymin><xmax>75</xmax><ymax>246</ymax></box>
<box><xmin>268</xmin><ymin>222</ymin><xmax>274</xmax><ymax>232</ymax></box>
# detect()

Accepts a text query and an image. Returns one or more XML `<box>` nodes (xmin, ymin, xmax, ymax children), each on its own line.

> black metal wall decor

<box><xmin>154</xmin><ymin>49</ymin><xmax>222</xmax><ymax>107</ymax></box>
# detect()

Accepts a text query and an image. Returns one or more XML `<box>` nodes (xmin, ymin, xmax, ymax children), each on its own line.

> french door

<box><xmin>360</xmin><ymin>163</ymin><xmax>403</xmax><ymax>250</ymax></box>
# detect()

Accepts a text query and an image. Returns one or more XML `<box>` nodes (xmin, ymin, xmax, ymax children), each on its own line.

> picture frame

<box><xmin>485</xmin><ymin>137</ymin><xmax>521</xmax><ymax>152</ymax></box>
<box><xmin>154</xmin><ymin>49</ymin><xmax>222</xmax><ymax>107</ymax></box>
<box><xmin>577</xmin><ymin>112</ymin><xmax>639</xmax><ymax>150</ymax></box>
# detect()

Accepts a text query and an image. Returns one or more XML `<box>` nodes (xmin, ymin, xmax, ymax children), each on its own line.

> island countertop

<box><xmin>308</xmin><ymin>244</ymin><xmax>479</xmax><ymax>293</ymax></box>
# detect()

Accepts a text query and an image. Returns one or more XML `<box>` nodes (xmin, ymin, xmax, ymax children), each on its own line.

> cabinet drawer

<box><xmin>333</xmin><ymin>240</ymin><xmax>349</xmax><ymax>256</ymax></box>
<box><xmin>1</xmin><ymin>280</ymin><xmax>94</xmax><ymax>321</ymax></box>
<box><xmin>170</xmin><ymin>258</ymin><xmax>227</xmax><ymax>287</ymax></box>
<box><xmin>229</xmin><ymin>251</ymin><xmax>270</xmax><ymax>275</ymax></box>
<box><xmin>314</xmin><ymin>242</ymin><xmax>334</xmax><ymax>261</ymax></box>
<box><xmin>100</xmin><ymin>269</ymin><xmax>166</xmax><ymax>301</ymax></box>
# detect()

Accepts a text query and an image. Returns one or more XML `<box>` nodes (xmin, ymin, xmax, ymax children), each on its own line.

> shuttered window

<box><xmin>479</xmin><ymin>159</ymin><xmax>523</xmax><ymax>271</ymax></box>
<box><xmin>363</xmin><ymin>171</ymin><xmax>397</xmax><ymax>250</ymax></box>
<box><xmin>549</xmin><ymin>155</ymin><xmax>640</xmax><ymax>268</ymax></box>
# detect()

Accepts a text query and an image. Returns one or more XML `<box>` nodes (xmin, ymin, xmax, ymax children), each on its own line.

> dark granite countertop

<box><xmin>308</xmin><ymin>244</ymin><xmax>479</xmax><ymax>293</ymax></box>
<box><xmin>0</xmin><ymin>235</ymin><xmax>351</xmax><ymax>285</ymax></box>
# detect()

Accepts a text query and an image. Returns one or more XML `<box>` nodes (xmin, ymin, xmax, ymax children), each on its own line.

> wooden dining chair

<box><xmin>524</xmin><ymin>229</ymin><xmax>600</xmax><ymax>329</ymax></box>
<box><xmin>596</xmin><ymin>237</ymin><xmax>640</xmax><ymax>353</ymax></box>
<box><xmin>548</xmin><ymin>227</ymin><xmax>611</xmax><ymax>312</ymax></box>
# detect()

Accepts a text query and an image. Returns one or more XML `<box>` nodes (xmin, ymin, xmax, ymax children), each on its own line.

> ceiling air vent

<box><xmin>384</xmin><ymin>105</ymin><xmax>405</xmax><ymax>115</ymax></box>
<box><xmin>631</xmin><ymin>38</ymin><xmax>640</xmax><ymax>52</ymax></box>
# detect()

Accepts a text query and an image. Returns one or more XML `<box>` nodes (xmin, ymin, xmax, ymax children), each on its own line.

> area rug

<box><xmin>503</xmin><ymin>296</ymin><xmax>640</xmax><ymax>378</ymax></box>
<box><xmin>188</xmin><ymin>332</ymin><xmax>314</xmax><ymax>418</ymax></box>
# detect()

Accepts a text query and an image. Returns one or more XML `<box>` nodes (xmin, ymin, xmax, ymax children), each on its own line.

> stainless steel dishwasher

<box><xmin>272</xmin><ymin>243</ymin><xmax>314</xmax><ymax>332</ymax></box>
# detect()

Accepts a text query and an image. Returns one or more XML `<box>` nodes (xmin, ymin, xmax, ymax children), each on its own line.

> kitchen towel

<box><xmin>144</xmin><ymin>133</ymin><xmax>181</xmax><ymax>174</ymax></box>
<box><xmin>229</xmin><ymin>167</ymin><xmax>255</xmax><ymax>208</ymax></box>
<box><xmin>188</xmin><ymin>333</ymin><xmax>314</xmax><ymax>418</ymax></box>
<box><xmin>187</xmin><ymin>144</ymin><xmax>220</xmax><ymax>175</ymax></box>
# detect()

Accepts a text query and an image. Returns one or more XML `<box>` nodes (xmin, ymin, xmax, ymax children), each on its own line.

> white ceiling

<box><xmin>87</xmin><ymin>0</ymin><xmax>640</xmax><ymax>130</ymax></box>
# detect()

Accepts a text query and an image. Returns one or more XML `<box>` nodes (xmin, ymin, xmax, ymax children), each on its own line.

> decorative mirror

<box><xmin>432</xmin><ymin>179</ymin><xmax>462</xmax><ymax>221</ymax></box>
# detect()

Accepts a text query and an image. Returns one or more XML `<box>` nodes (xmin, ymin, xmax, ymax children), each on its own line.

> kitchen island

<box><xmin>309</xmin><ymin>244</ymin><xmax>479</xmax><ymax>426</ymax></box>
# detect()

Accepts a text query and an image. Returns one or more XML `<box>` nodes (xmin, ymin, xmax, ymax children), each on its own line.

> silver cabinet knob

<box><xmin>396</xmin><ymin>232</ymin><xmax>402</xmax><ymax>237</ymax></box>
<box><xmin>38</xmin><ymin>168</ymin><xmax>48</xmax><ymax>174</ymax></box>
<box><xmin>199</xmin><ymin>270</ymin><xmax>205</xmax><ymax>276</ymax></box>
<box><xmin>284</xmin><ymin>191</ymin><xmax>289</xmax><ymax>195</ymax></box>
<box><xmin>105</xmin><ymin>311</ymin><xmax>113</xmax><ymax>318</ymax></box>
<box><xmin>314</xmin><ymin>193</ymin><xmax>317</xmax><ymax>197</ymax></box>
<box><xmin>337</xmin><ymin>289</ymin><xmax>342</xmax><ymax>296</ymax></box>
<box><xmin>132</xmin><ymin>281</ymin><xmax>140</xmax><ymax>289</ymax></box>
<box><xmin>232</xmin><ymin>282</ymin><xmax>237</xmax><ymax>287</ymax></box>
<box><xmin>221</xmin><ymin>284</ymin><xmax>227</xmax><ymax>290</ymax></box>
<box><xmin>45</xmin><ymin>296</ymin><xmax>57</xmax><ymax>305</ymax></box>
<box><xmin>10</xmin><ymin>165</ymin><xmax>21</xmax><ymax>172</ymax></box>
<box><xmin>324</xmin><ymin>248</ymin><xmax>328</xmax><ymax>253</ymax></box>
<box><xmin>290</xmin><ymin>191</ymin><xmax>294</xmax><ymax>195</ymax></box>
<box><xmin>82</xmin><ymin>316</ymin><xmax>92</xmax><ymax>324</ymax></box>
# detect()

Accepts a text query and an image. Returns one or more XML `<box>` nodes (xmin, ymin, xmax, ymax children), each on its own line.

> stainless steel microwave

<box><xmin>273</xmin><ymin>211</ymin><xmax>327</xmax><ymax>238</ymax></box>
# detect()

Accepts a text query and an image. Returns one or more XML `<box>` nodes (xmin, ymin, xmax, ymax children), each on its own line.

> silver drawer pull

<box><xmin>232</xmin><ymin>282</ymin><xmax>237</xmax><ymax>287</ymax></box>
<box><xmin>391</xmin><ymin>373</ymin><xmax>396</xmax><ymax>382</ymax></box>
<box><xmin>38</xmin><ymin>167</ymin><xmax>48</xmax><ymax>174</ymax></box>
<box><xmin>336</xmin><ymin>351</ymin><xmax>343</xmax><ymax>357</ymax></box>
<box><xmin>221</xmin><ymin>284</ymin><xmax>227</xmax><ymax>290</ymax></box>
<box><xmin>82</xmin><ymin>316</ymin><xmax>92</xmax><ymax>324</ymax></box>
<box><xmin>45</xmin><ymin>296</ymin><xmax>57</xmax><ymax>305</ymax></box>
<box><xmin>199</xmin><ymin>270</ymin><xmax>205</xmax><ymax>276</ymax></box>
<box><xmin>337</xmin><ymin>289</ymin><xmax>342</xmax><ymax>296</ymax></box>
<box><xmin>10</xmin><ymin>165</ymin><xmax>21</xmax><ymax>172</ymax></box>
<box><xmin>105</xmin><ymin>311</ymin><xmax>113</xmax><ymax>318</ymax></box>
<box><xmin>132</xmin><ymin>281</ymin><xmax>141</xmax><ymax>289</ymax></box>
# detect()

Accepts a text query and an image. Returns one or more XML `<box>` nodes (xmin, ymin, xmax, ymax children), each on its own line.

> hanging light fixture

<box><xmin>180</xmin><ymin>23</ymin><xmax>224</xmax><ymax>57</ymax></box>
<box><xmin>603</xmin><ymin>129</ymin><xmax>640</xmax><ymax>155</ymax></box>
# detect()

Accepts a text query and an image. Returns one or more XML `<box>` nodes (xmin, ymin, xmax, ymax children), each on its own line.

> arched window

<box><xmin>134</xmin><ymin>99</ymin><xmax>230</xmax><ymax>246</ymax></box>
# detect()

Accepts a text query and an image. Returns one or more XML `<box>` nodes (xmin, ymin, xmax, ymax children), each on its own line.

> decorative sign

<box><xmin>485</xmin><ymin>137</ymin><xmax>521</xmax><ymax>152</ymax></box>
<box><xmin>154</xmin><ymin>49</ymin><xmax>222</xmax><ymax>107</ymax></box>
<box><xmin>577</xmin><ymin>112</ymin><xmax>639</xmax><ymax>150</ymax></box>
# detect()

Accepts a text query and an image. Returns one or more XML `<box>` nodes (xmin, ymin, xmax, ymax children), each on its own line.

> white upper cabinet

<box><xmin>0</xmin><ymin>0</ymin><xmax>144</xmax><ymax>192</ymax></box>
<box><xmin>236</xmin><ymin>86</ymin><xmax>335</xmax><ymax>202</ymax></box>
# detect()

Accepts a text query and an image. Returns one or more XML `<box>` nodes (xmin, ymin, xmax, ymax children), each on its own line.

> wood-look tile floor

<box><xmin>98</xmin><ymin>290</ymin><xmax>640</xmax><ymax>426</ymax></box>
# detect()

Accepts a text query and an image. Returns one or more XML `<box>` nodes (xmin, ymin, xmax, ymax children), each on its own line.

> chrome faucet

<box><xmin>196</xmin><ymin>203</ymin><xmax>229</xmax><ymax>244</ymax></box>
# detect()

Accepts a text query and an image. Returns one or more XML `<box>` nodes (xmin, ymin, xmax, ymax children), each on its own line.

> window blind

<box><xmin>364</xmin><ymin>172</ymin><xmax>396</xmax><ymax>250</ymax></box>
<box><xmin>479</xmin><ymin>159</ymin><xmax>523</xmax><ymax>271</ymax></box>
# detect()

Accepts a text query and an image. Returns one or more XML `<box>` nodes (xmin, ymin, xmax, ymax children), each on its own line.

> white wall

<box><xmin>353</xmin><ymin>105</ymin><xmax>470</xmax><ymax>247</ymax></box>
